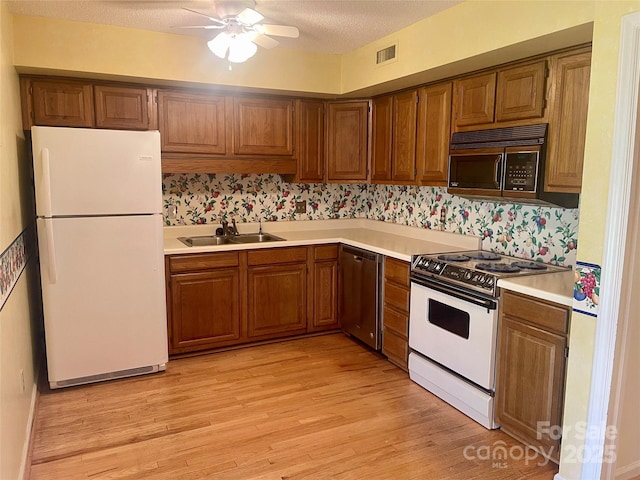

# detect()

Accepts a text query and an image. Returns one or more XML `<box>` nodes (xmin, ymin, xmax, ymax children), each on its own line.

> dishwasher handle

<box><xmin>341</xmin><ymin>245</ymin><xmax>380</xmax><ymax>262</ymax></box>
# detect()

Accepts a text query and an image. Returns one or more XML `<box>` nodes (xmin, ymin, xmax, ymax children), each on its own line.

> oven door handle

<box><xmin>411</xmin><ymin>277</ymin><xmax>497</xmax><ymax>310</ymax></box>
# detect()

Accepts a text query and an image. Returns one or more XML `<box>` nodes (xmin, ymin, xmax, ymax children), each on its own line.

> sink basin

<box><xmin>177</xmin><ymin>236</ymin><xmax>231</xmax><ymax>247</ymax></box>
<box><xmin>228</xmin><ymin>233</ymin><xmax>285</xmax><ymax>244</ymax></box>
<box><xmin>177</xmin><ymin>233</ymin><xmax>284</xmax><ymax>247</ymax></box>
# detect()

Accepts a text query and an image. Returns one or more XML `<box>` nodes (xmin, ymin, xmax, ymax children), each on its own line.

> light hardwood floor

<box><xmin>29</xmin><ymin>334</ymin><xmax>558</xmax><ymax>479</ymax></box>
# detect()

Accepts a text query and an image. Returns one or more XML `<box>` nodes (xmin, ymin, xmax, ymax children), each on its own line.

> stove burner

<box><xmin>511</xmin><ymin>261</ymin><xmax>547</xmax><ymax>270</ymax></box>
<box><xmin>476</xmin><ymin>262</ymin><xmax>521</xmax><ymax>273</ymax></box>
<box><xmin>466</xmin><ymin>251</ymin><xmax>501</xmax><ymax>261</ymax></box>
<box><xmin>437</xmin><ymin>254</ymin><xmax>470</xmax><ymax>262</ymax></box>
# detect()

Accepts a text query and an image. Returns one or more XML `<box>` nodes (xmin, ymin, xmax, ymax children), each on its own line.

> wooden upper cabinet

<box><xmin>495</xmin><ymin>60</ymin><xmax>547</xmax><ymax>122</ymax></box>
<box><xmin>26</xmin><ymin>78</ymin><xmax>94</xmax><ymax>128</ymax></box>
<box><xmin>371</xmin><ymin>90</ymin><xmax>418</xmax><ymax>183</ymax></box>
<box><xmin>392</xmin><ymin>90</ymin><xmax>418</xmax><ymax>182</ymax></box>
<box><xmin>371</xmin><ymin>95</ymin><xmax>393</xmax><ymax>182</ymax></box>
<box><xmin>416</xmin><ymin>82</ymin><xmax>452</xmax><ymax>186</ymax></box>
<box><xmin>294</xmin><ymin>99</ymin><xmax>325</xmax><ymax>182</ymax></box>
<box><xmin>233</xmin><ymin>97</ymin><xmax>293</xmax><ymax>156</ymax></box>
<box><xmin>94</xmin><ymin>85</ymin><xmax>154</xmax><ymax>130</ymax></box>
<box><xmin>452</xmin><ymin>72</ymin><xmax>496</xmax><ymax>129</ymax></box>
<box><xmin>545</xmin><ymin>49</ymin><xmax>592</xmax><ymax>193</ymax></box>
<box><xmin>326</xmin><ymin>101</ymin><xmax>370</xmax><ymax>182</ymax></box>
<box><xmin>158</xmin><ymin>90</ymin><xmax>229</xmax><ymax>155</ymax></box>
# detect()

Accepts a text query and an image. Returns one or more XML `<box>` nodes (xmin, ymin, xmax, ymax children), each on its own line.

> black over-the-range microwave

<box><xmin>447</xmin><ymin>124</ymin><xmax>579</xmax><ymax>208</ymax></box>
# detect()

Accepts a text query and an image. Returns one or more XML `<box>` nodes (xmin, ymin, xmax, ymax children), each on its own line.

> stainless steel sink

<box><xmin>177</xmin><ymin>233</ymin><xmax>285</xmax><ymax>247</ymax></box>
<box><xmin>178</xmin><ymin>236</ymin><xmax>231</xmax><ymax>247</ymax></box>
<box><xmin>228</xmin><ymin>233</ymin><xmax>285</xmax><ymax>243</ymax></box>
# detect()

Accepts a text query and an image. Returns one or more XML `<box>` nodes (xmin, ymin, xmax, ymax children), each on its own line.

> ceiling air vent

<box><xmin>376</xmin><ymin>44</ymin><xmax>397</xmax><ymax>65</ymax></box>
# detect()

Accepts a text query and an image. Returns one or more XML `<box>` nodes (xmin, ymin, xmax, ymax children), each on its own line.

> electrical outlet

<box><xmin>333</xmin><ymin>201</ymin><xmax>341</xmax><ymax>213</ymax></box>
<box><xmin>167</xmin><ymin>203</ymin><xmax>177</xmax><ymax>219</ymax></box>
<box><xmin>295</xmin><ymin>201</ymin><xmax>306</xmax><ymax>214</ymax></box>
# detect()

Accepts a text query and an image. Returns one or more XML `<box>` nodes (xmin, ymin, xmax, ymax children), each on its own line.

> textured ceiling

<box><xmin>6</xmin><ymin>0</ymin><xmax>462</xmax><ymax>54</ymax></box>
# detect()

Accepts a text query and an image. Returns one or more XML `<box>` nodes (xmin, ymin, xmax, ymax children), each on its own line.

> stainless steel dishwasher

<box><xmin>339</xmin><ymin>245</ymin><xmax>382</xmax><ymax>350</ymax></box>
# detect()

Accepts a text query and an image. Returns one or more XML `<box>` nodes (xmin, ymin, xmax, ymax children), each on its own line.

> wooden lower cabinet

<box><xmin>247</xmin><ymin>262</ymin><xmax>307</xmax><ymax>339</ymax></box>
<box><xmin>495</xmin><ymin>290</ymin><xmax>569</xmax><ymax>463</ymax></box>
<box><xmin>166</xmin><ymin>252</ymin><xmax>243</xmax><ymax>354</ymax></box>
<box><xmin>382</xmin><ymin>257</ymin><xmax>411</xmax><ymax>371</ymax></box>
<box><xmin>309</xmin><ymin>245</ymin><xmax>340</xmax><ymax>332</ymax></box>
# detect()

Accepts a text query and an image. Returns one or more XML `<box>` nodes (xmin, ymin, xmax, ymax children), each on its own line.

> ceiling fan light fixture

<box><xmin>227</xmin><ymin>32</ymin><xmax>257</xmax><ymax>63</ymax></box>
<box><xmin>207</xmin><ymin>32</ymin><xmax>232</xmax><ymax>59</ymax></box>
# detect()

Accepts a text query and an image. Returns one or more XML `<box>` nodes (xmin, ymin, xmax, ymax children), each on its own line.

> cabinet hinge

<box><xmin>29</xmin><ymin>86</ymin><xmax>33</xmax><ymax>94</ymax></box>
<box><xmin>564</xmin><ymin>346</ymin><xmax>569</xmax><ymax>358</ymax></box>
<box><xmin>368</xmin><ymin>105</ymin><xmax>371</xmax><ymax>113</ymax></box>
<box><xmin>414</xmin><ymin>167</ymin><xmax>418</xmax><ymax>177</ymax></box>
<box><xmin>545</xmin><ymin>67</ymin><xmax>550</xmax><ymax>78</ymax></box>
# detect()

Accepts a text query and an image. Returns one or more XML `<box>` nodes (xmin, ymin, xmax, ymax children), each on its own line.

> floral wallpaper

<box><xmin>163</xmin><ymin>173</ymin><xmax>579</xmax><ymax>267</ymax></box>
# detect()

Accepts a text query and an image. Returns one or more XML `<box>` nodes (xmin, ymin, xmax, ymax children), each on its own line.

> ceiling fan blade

<box><xmin>256</xmin><ymin>24</ymin><xmax>299</xmax><ymax>38</ymax></box>
<box><xmin>248</xmin><ymin>32</ymin><xmax>279</xmax><ymax>49</ymax></box>
<box><xmin>182</xmin><ymin>7</ymin><xmax>226</xmax><ymax>26</ymax></box>
<box><xmin>236</xmin><ymin>7</ymin><xmax>264</xmax><ymax>26</ymax></box>
<box><xmin>174</xmin><ymin>25</ymin><xmax>226</xmax><ymax>29</ymax></box>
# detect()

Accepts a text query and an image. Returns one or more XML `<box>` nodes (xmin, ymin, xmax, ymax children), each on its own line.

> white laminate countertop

<box><xmin>497</xmin><ymin>270</ymin><xmax>575</xmax><ymax>307</ymax></box>
<box><xmin>164</xmin><ymin>218</ymin><xmax>481</xmax><ymax>262</ymax></box>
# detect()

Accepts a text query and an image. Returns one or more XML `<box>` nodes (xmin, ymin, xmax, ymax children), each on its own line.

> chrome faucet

<box><xmin>220</xmin><ymin>218</ymin><xmax>239</xmax><ymax>236</ymax></box>
<box><xmin>231</xmin><ymin>218</ymin><xmax>239</xmax><ymax>236</ymax></box>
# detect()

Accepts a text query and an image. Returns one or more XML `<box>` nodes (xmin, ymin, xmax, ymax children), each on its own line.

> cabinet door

<box><xmin>169</xmin><ymin>269</ymin><xmax>241</xmax><ymax>353</ymax></box>
<box><xmin>495</xmin><ymin>316</ymin><xmax>566</xmax><ymax>462</ymax></box>
<box><xmin>233</xmin><ymin>97</ymin><xmax>293</xmax><ymax>156</ymax></box>
<box><xmin>416</xmin><ymin>82</ymin><xmax>452</xmax><ymax>186</ymax></box>
<box><xmin>247</xmin><ymin>263</ymin><xmax>307</xmax><ymax>338</ymax></box>
<box><xmin>452</xmin><ymin>72</ymin><xmax>496</xmax><ymax>129</ymax></box>
<box><xmin>392</xmin><ymin>90</ymin><xmax>418</xmax><ymax>182</ymax></box>
<box><xmin>326</xmin><ymin>101</ymin><xmax>370</xmax><ymax>182</ymax></box>
<box><xmin>545</xmin><ymin>49</ymin><xmax>591</xmax><ymax>193</ymax></box>
<box><xmin>30</xmin><ymin>79</ymin><xmax>94</xmax><ymax>128</ymax></box>
<box><xmin>495</xmin><ymin>60</ymin><xmax>547</xmax><ymax>122</ymax></box>
<box><xmin>311</xmin><ymin>260</ymin><xmax>339</xmax><ymax>331</ymax></box>
<box><xmin>158</xmin><ymin>91</ymin><xmax>229</xmax><ymax>154</ymax></box>
<box><xmin>295</xmin><ymin>99</ymin><xmax>325</xmax><ymax>182</ymax></box>
<box><xmin>94</xmin><ymin>85</ymin><xmax>152</xmax><ymax>130</ymax></box>
<box><xmin>370</xmin><ymin>95</ymin><xmax>393</xmax><ymax>182</ymax></box>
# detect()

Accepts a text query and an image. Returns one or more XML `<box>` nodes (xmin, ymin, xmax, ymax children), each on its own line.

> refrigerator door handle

<box><xmin>40</xmin><ymin>148</ymin><xmax>53</xmax><ymax>217</ymax></box>
<box><xmin>44</xmin><ymin>219</ymin><xmax>58</xmax><ymax>284</ymax></box>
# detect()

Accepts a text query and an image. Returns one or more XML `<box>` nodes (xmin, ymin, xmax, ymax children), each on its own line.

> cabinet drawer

<box><xmin>384</xmin><ymin>280</ymin><xmax>410</xmax><ymax>313</ymax></box>
<box><xmin>383</xmin><ymin>306</ymin><xmax>408</xmax><ymax>338</ymax></box>
<box><xmin>248</xmin><ymin>247</ymin><xmax>307</xmax><ymax>266</ymax></box>
<box><xmin>314</xmin><ymin>244</ymin><xmax>339</xmax><ymax>261</ymax></box>
<box><xmin>169</xmin><ymin>252</ymin><xmax>239</xmax><ymax>273</ymax></box>
<box><xmin>384</xmin><ymin>257</ymin><xmax>410</xmax><ymax>287</ymax></box>
<box><xmin>502</xmin><ymin>291</ymin><xmax>569</xmax><ymax>334</ymax></box>
<box><xmin>383</xmin><ymin>329</ymin><xmax>409</xmax><ymax>370</ymax></box>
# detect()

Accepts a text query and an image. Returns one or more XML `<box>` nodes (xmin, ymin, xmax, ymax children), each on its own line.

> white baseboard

<box><xmin>18</xmin><ymin>377</ymin><xmax>39</xmax><ymax>480</ymax></box>
<box><xmin>553</xmin><ymin>474</ymin><xmax>568</xmax><ymax>480</ymax></box>
<box><xmin>616</xmin><ymin>460</ymin><xmax>640</xmax><ymax>480</ymax></box>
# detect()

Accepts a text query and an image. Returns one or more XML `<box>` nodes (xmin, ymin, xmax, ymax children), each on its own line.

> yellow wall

<box><xmin>0</xmin><ymin>1</ymin><xmax>38</xmax><ymax>479</ymax></box>
<box><xmin>9</xmin><ymin>1</ymin><xmax>640</xmax><ymax>478</ymax></box>
<box><xmin>12</xmin><ymin>15</ymin><xmax>342</xmax><ymax>96</ymax></box>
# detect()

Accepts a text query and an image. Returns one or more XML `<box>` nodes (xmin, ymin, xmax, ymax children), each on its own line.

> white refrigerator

<box><xmin>32</xmin><ymin>126</ymin><xmax>168</xmax><ymax>389</ymax></box>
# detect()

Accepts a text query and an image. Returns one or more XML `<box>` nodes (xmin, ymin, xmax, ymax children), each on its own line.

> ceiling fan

<box><xmin>180</xmin><ymin>0</ymin><xmax>299</xmax><ymax>63</ymax></box>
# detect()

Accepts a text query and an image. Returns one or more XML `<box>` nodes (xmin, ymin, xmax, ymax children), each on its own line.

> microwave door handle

<box><xmin>495</xmin><ymin>154</ymin><xmax>503</xmax><ymax>188</ymax></box>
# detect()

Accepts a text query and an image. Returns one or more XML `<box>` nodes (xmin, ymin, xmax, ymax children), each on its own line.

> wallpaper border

<box><xmin>0</xmin><ymin>225</ymin><xmax>35</xmax><ymax>312</ymax></box>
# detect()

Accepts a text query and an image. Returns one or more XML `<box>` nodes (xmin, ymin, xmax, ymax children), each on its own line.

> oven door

<box><xmin>409</xmin><ymin>279</ymin><xmax>498</xmax><ymax>391</ymax></box>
